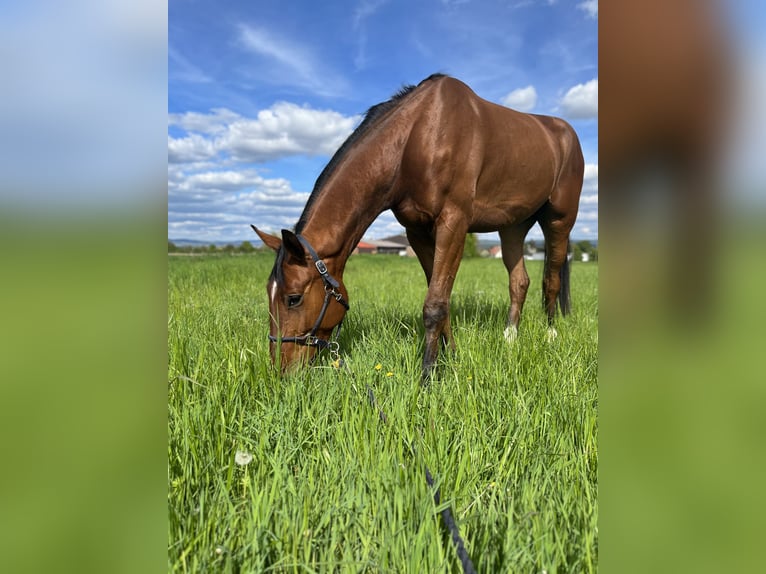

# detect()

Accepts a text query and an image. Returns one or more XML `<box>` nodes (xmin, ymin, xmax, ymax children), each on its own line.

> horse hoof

<box><xmin>504</xmin><ymin>325</ymin><xmax>518</xmax><ymax>343</ymax></box>
<box><xmin>546</xmin><ymin>327</ymin><xmax>558</xmax><ymax>342</ymax></box>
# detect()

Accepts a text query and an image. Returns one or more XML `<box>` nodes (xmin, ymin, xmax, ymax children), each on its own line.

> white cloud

<box><xmin>574</xmin><ymin>210</ymin><xmax>598</xmax><ymax>222</ymax></box>
<box><xmin>168</xmin><ymin>102</ymin><xmax>362</xmax><ymax>240</ymax></box>
<box><xmin>577</xmin><ymin>0</ymin><xmax>598</xmax><ymax>19</ymax></box>
<box><xmin>172</xmin><ymin>170</ymin><xmax>288</xmax><ymax>192</ymax></box>
<box><xmin>220</xmin><ymin>102</ymin><xmax>360</xmax><ymax>163</ymax></box>
<box><xmin>168</xmin><ymin>134</ymin><xmax>216</xmax><ymax>164</ymax></box>
<box><xmin>168</xmin><ymin>166</ymin><xmax>310</xmax><ymax>240</ymax></box>
<box><xmin>560</xmin><ymin>78</ymin><xmax>598</xmax><ymax>119</ymax></box>
<box><xmin>168</xmin><ymin>103</ymin><xmax>360</xmax><ymax>164</ymax></box>
<box><xmin>583</xmin><ymin>162</ymin><xmax>598</xmax><ymax>182</ymax></box>
<box><xmin>168</xmin><ymin>108</ymin><xmax>240</xmax><ymax>134</ymax></box>
<box><xmin>501</xmin><ymin>85</ymin><xmax>537</xmax><ymax>111</ymax></box>
<box><xmin>238</xmin><ymin>25</ymin><xmax>312</xmax><ymax>79</ymax></box>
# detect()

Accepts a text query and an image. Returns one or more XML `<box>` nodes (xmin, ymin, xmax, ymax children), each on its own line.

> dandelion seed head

<box><xmin>235</xmin><ymin>450</ymin><xmax>253</xmax><ymax>466</ymax></box>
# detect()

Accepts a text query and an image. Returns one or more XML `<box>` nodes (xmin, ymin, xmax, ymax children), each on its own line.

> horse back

<box><xmin>393</xmin><ymin>76</ymin><xmax>582</xmax><ymax>230</ymax></box>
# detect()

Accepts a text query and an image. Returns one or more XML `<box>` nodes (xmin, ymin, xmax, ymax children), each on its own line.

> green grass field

<box><xmin>168</xmin><ymin>252</ymin><xmax>598</xmax><ymax>573</ymax></box>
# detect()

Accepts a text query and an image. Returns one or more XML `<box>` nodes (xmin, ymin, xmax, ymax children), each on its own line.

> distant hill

<box><xmin>170</xmin><ymin>238</ymin><xmax>263</xmax><ymax>248</ymax></box>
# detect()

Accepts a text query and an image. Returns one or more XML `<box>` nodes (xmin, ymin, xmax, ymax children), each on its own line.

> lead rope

<box><xmin>334</xmin><ymin>358</ymin><xmax>477</xmax><ymax>574</ymax></box>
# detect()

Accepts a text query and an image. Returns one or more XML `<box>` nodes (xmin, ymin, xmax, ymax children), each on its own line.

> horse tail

<box><xmin>558</xmin><ymin>239</ymin><xmax>572</xmax><ymax>316</ymax></box>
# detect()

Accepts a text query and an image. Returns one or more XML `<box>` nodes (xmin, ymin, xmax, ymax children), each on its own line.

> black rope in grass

<box><xmin>425</xmin><ymin>467</ymin><xmax>477</xmax><ymax>574</ymax></box>
<box><xmin>365</xmin><ymin>382</ymin><xmax>476</xmax><ymax>574</ymax></box>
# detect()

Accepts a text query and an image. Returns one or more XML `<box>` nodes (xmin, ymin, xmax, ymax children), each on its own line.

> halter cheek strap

<box><xmin>268</xmin><ymin>235</ymin><xmax>349</xmax><ymax>352</ymax></box>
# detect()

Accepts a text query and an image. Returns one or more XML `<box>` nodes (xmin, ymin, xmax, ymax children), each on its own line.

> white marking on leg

<box><xmin>504</xmin><ymin>325</ymin><xmax>518</xmax><ymax>343</ymax></box>
<box><xmin>546</xmin><ymin>327</ymin><xmax>558</xmax><ymax>342</ymax></box>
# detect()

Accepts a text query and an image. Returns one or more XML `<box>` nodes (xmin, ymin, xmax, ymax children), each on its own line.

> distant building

<box><xmin>352</xmin><ymin>234</ymin><xmax>417</xmax><ymax>256</ymax></box>
<box><xmin>354</xmin><ymin>241</ymin><xmax>377</xmax><ymax>254</ymax></box>
<box><xmin>382</xmin><ymin>234</ymin><xmax>409</xmax><ymax>246</ymax></box>
<box><xmin>379</xmin><ymin>234</ymin><xmax>415</xmax><ymax>256</ymax></box>
<box><xmin>369</xmin><ymin>239</ymin><xmax>409</xmax><ymax>255</ymax></box>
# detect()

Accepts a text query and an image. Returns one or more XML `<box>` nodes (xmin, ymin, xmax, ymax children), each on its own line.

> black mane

<box><xmin>294</xmin><ymin>73</ymin><xmax>447</xmax><ymax>233</ymax></box>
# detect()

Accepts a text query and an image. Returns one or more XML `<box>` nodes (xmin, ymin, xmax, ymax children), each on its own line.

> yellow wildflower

<box><xmin>374</xmin><ymin>363</ymin><xmax>382</xmax><ymax>371</ymax></box>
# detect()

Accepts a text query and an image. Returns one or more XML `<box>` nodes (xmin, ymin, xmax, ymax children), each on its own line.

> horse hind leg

<box><xmin>499</xmin><ymin>221</ymin><xmax>534</xmax><ymax>342</ymax></box>
<box><xmin>539</xmin><ymin>211</ymin><xmax>575</xmax><ymax>340</ymax></box>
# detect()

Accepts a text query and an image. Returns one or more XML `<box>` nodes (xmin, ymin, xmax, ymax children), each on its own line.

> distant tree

<box><xmin>463</xmin><ymin>233</ymin><xmax>479</xmax><ymax>258</ymax></box>
<box><xmin>168</xmin><ymin>241</ymin><xmax>177</xmax><ymax>253</ymax></box>
<box><xmin>208</xmin><ymin>244</ymin><xmax>217</xmax><ymax>253</ymax></box>
<box><xmin>223</xmin><ymin>244</ymin><xmax>235</xmax><ymax>253</ymax></box>
<box><xmin>240</xmin><ymin>240</ymin><xmax>255</xmax><ymax>253</ymax></box>
<box><xmin>574</xmin><ymin>240</ymin><xmax>595</xmax><ymax>262</ymax></box>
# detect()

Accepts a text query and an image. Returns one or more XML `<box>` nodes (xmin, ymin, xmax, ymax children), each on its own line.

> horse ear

<box><xmin>251</xmin><ymin>225</ymin><xmax>281</xmax><ymax>252</ymax></box>
<box><xmin>281</xmin><ymin>229</ymin><xmax>307</xmax><ymax>264</ymax></box>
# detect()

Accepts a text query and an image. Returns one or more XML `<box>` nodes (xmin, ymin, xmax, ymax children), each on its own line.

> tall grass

<box><xmin>168</xmin><ymin>253</ymin><xmax>597</xmax><ymax>573</ymax></box>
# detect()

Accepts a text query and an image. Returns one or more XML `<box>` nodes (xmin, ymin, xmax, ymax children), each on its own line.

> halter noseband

<box><xmin>268</xmin><ymin>234</ymin><xmax>350</xmax><ymax>354</ymax></box>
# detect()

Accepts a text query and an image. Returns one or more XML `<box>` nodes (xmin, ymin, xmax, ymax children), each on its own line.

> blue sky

<box><xmin>169</xmin><ymin>0</ymin><xmax>599</xmax><ymax>242</ymax></box>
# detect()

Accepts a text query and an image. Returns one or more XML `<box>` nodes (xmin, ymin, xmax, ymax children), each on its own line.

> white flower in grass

<box><xmin>235</xmin><ymin>450</ymin><xmax>253</xmax><ymax>466</ymax></box>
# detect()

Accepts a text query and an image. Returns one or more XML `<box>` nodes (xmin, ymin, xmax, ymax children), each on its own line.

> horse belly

<box><xmin>469</xmin><ymin>200</ymin><xmax>539</xmax><ymax>232</ymax></box>
<box><xmin>470</xmin><ymin>171</ymin><xmax>554</xmax><ymax>231</ymax></box>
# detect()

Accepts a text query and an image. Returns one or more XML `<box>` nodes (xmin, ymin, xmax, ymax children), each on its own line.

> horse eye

<box><xmin>286</xmin><ymin>294</ymin><xmax>303</xmax><ymax>308</ymax></box>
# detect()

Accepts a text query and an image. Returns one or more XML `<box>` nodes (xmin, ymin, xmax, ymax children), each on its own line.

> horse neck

<box><xmin>299</xmin><ymin>120</ymin><xmax>410</xmax><ymax>276</ymax></box>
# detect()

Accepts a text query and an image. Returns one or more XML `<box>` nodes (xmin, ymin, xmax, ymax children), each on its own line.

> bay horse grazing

<box><xmin>253</xmin><ymin>74</ymin><xmax>583</xmax><ymax>378</ymax></box>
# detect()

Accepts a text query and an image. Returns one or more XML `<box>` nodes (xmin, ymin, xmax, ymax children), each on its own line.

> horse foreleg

<box><xmin>421</xmin><ymin>213</ymin><xmax>467</xmax><ymax>381</ymax></box>
<box><xmin>407</xmin><ymin>227</ymin><xmax>456</xmax><ymax>355</ymax></box>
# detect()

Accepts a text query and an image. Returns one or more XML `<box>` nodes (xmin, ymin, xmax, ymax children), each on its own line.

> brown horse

<box><xmin>253</xmin><ymin>74</ymin><xmax>583</xmax><ymax>378</ymax></box>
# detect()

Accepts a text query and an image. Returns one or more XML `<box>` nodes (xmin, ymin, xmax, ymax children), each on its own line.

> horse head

<box><xmin>252</xmin><ymin>226</ymin><xmax>349</xmax><ymax>372</ymax></box>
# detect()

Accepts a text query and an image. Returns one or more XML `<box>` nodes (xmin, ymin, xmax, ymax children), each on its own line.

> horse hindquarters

<box><xmin>538</xmin><ymin>129</ymin><xmax>583</xmax><ymax>327</ymax></box>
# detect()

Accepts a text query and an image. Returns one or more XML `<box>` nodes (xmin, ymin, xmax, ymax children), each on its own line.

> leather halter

<box><xmin>268</xmin><ymin>235</ymin><xmax>349</xmax><ymax>353</ymax></box>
